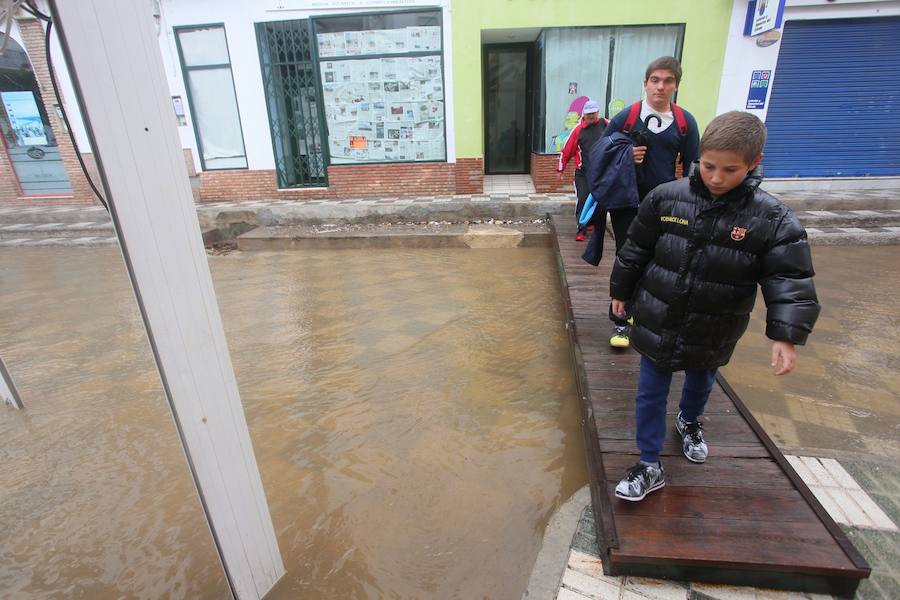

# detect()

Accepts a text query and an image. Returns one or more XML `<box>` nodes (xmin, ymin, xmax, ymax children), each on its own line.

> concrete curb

<box><xmin>522</xmin><ymin>485</ymin><xmax>591</xmax><ymax>599</ymax></box>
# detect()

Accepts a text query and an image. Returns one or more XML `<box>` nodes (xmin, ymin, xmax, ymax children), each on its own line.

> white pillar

<box><xmin>0</xmin><ymin>357</ymin><xmax>24</xmax><ymax>410</ymax></box>
<box><xmin>46</xmin><ymin>2</ymin><xmax>284</xmax><ymax>598</ymax></box>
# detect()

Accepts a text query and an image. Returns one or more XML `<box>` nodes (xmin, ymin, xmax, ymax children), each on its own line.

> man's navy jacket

<box><xmin>584</xmin><ymin>132</ymin><xmax>639</xmax><ymax>215</ymax></box>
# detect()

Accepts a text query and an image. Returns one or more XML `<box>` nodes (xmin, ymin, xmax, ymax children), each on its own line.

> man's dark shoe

<box><xmin>614</xmin><ymin>462</ymin><xmax>665</xmax><ymax>501</ymax></box>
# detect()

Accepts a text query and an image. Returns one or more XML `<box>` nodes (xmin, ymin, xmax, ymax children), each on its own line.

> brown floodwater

<box><xmin>0</xmin><ymin>246</ymin><xmax>586</xmax><ymax>599</ymax></box>
<box><xmin>721</xmin><ymin>245</ymin><xmax>900</xmax><ymax>461</ymax></box>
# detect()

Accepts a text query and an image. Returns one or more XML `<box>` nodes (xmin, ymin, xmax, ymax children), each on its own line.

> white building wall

<box><xmin>717</xmin><ymin>0</ymin><xmax>900</xmax><ymax>120</ymax></box>
<box><xmin>158</xmin><ymin>0</ymin><xmax>454</xmax><ymax>174</ymax></box>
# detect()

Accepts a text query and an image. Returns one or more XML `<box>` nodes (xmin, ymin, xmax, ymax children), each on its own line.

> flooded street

<box><xmin>0</xmin><ymin>247</ymin><xmax>585</xmax><ymax>599</ymax></box>
<box><xmin>721</xmin><ymin>245</ymin><xmax>900</xmax><ymax>461</ymax></box>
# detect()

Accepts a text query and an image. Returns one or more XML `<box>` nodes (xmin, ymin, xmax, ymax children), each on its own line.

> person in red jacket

<box><xmin>557</xmin><ymin>100</ymin><xmax>608</xmax><ymax>241</ymax></box>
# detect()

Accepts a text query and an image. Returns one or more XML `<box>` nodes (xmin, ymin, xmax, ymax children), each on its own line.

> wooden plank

<box><xmin>549</xmin><ymin>214</ymin><xmax>869</xmax><ymax>594</ymax></box>
<box><xmin>602</xmin><ymin>454</ymin><xmax>791</xmax><ymax>489</ymax></box>
<box><xmin>612</xmin><ymin>515</ymin><xmax>864</xmax><ymax>575</ymax></box>
<box><xmin>607</xmin><ymin>485</ymin><xmax>820</xmax><ymax>523</ymax></box>
<box><xmin>595</xmin><ymin>412</ymin><xmax>761</xmax><ymax>445</ymax></box>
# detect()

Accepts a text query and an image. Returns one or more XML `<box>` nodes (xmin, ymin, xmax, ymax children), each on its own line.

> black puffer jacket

<box><xmin>610</xmin><ymin>165</ymin><xmax>820</xmax><ymax>372</ymax></box>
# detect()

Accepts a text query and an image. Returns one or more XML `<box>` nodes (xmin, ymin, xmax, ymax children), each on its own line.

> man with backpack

<box><xmin>601</xmin><ymin>55</ymin><xmax>700</xmax><ymax>348</ymax></box>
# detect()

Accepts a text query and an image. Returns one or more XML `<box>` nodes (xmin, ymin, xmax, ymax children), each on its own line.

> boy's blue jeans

<box><xmin>636</xmin><ymin>356</ymin><xmax>718</xmax><ymax>463</ymax></box>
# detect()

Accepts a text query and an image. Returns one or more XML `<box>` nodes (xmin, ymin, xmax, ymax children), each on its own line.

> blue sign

<box><xmin>746</xmin><ymin>70</ymin><xmax>771</xmax><ymax>110</ymax></box>
<box><xmin>743</xmin><ymin>0</ymin><xmax>785</xmax><ymax>37</ymax></box>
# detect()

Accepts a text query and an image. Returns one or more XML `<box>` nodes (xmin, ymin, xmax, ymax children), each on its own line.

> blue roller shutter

<box><xmin>763</xmin><ymin>17</ymin><xmax>900</xmax><ymax>177</ymax></box>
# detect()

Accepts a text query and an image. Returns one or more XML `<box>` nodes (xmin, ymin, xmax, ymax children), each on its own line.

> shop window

<box><xmin>175</xmin><ymin>25</ymin><xmax>247</xmax><ymax>170</ymax></box>
<box><xmin>0</xmin><ymin>34</ymin><xmax>72</xmax><ymax>195</ymax></box>
<box><xmin>536</xmin><ymin>24</ymin><xmax>683</xmax><ymax>154</ymax></box>
<box><xmin>314</xmin><ymin>10</ymin><xmax>445</xmax><ymax>164</ymax></box>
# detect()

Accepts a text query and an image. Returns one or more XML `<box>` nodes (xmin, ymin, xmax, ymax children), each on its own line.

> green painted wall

<box><xmin>450</xmin><ymin>0</ymin><xmax>733</xmax><ymax>158</ymax></box>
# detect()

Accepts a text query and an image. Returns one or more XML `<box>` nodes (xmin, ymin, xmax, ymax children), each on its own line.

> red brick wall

<box><xmin>455</xmin><ymin>158</ymin><xmax>484</xmax><ymax>195</ymax></box>
<box><xmin>198</xmin><ymin>158</ymin><xmax>485</xmax><ymax>201</ymax></box>
<box><xmin>531</xmin><ymin>153</ymin><xmax>574</xmax><ymax>194</ymax></box>
<box><xmin>1</xmin><ymin>17</ymin><xmax>97</xmax><ymax>208</ymax></box>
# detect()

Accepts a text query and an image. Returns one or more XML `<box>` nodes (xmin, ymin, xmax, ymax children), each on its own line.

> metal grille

<box><xmin>256</xmin><ymin>20</ymin><xmax>328</xmax><ymax>188</ymax></box>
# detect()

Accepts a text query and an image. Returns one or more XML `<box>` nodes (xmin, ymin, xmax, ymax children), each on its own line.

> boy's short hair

<box><xmin>644</xmin><ymin>56</ymin><xmax>683</xmax><ymax>84</ymax></box>
<box><xmin>700</xmin><ymin>111</ymin><xmax>768</xmax><ymax>163</ymax></box>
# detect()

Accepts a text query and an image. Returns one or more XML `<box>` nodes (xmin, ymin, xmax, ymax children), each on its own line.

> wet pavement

<box><xmin>0</xmin><ymin>246</ymin><xmax>586</xmax><ymax>599</ymax></box>
<box><xmin>2</xmin><ymin>238</ymin><xmax>899</xmax><ymax>598</ymax></box>
<box><xmin>722</xmin><ymin>245</ymin><xmax>900</xmax><ymax>462</ymax></box>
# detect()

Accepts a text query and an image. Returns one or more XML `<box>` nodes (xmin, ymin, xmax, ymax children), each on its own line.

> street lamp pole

<box><xmin>44</xmin><ymin>1</ymin><xmax>285</xmax><ymax>598</ymax></box>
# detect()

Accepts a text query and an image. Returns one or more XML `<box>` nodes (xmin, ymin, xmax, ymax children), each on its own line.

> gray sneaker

<box><xmin>614</xmin><ymin>462</ymin><xmax>665</xmax><ymax>502</ymax></box>
<box><xmin>676</xmin><ymin>412</ymin><xmax>708</xmax><ymax>463</ymax></box>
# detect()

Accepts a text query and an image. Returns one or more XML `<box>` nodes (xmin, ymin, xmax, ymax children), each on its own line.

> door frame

<box><xmin>482</xmin><ymin>42</ymin><xmax>533</xmax><ymax>175</ymax></box>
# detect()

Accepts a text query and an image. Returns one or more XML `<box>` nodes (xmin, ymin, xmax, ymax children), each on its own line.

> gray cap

<box><xmin>582</xmin><ymin>100</ymin><xmax>601</xmax><ymax>114</ymax></box>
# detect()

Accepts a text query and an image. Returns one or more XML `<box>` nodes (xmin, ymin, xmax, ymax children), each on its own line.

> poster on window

<box><xmin>1</xmin><ymin>91</ymin><xmax>48</xmax><ymax>146</ymax></box>
<box><xmin>320</xmin><ymin>54</ymin><xmax>445</xmax><ymax>163</ymax></box>
<box><xmin>317</xmin><ymin>26</ymin><xmax>440</xmax><ymax>58</ymax></box>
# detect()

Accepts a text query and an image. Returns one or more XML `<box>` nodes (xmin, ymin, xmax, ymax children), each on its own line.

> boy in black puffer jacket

<box><xmin>609</xmin><ymin>111</ymin><xmax>820</xmax><ymax>502</ymax></box>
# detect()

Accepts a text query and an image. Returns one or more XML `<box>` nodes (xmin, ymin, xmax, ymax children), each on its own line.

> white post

<box><xmin>0</xmin><ymin>356</ymin><xmax>24</xmax><ymax>410</ymax></box>
<box><xmin>46</xmin><ymin>2</ymin><xmax>284</xmax><ymax>598</ymax></box>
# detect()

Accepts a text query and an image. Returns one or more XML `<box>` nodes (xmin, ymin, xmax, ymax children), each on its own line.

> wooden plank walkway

<box><xmin>549</xmin><ymin>214</ymin><xmax>870</xmax><ymax>597</ymax></box>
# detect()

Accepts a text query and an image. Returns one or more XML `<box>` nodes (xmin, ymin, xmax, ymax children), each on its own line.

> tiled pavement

<box><xmin>1</xmin><ymin>189</ymin><xmax>899</xmax><ymax>246</ymax></box>
<box><xmin>483</xmin><ymin>174</ymin><xmax>538</xmax><ymax>194</ymax></box>
<box><xmin>557</xmin><ymin>458</ymin><xmax>900</xmax><ymax>599</ymax></box>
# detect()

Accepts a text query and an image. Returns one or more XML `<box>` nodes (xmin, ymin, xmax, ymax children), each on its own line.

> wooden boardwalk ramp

<box><xmin>549</xmin><ymin>215</ymin><xmax>870</xmax><ymax>598</ymax></box>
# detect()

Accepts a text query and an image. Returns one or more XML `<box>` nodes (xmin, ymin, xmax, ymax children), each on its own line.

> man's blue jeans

<box><xmin>635</xmin><ymin>356</ymin><xmax>718</xmax><ymax>463</ymax></box>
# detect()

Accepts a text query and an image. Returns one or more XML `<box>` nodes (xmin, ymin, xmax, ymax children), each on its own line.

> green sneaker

<box><xmin>610</xmin><ymin>325</ymin><xmax>629</xmax><ymax>348</ymax></box>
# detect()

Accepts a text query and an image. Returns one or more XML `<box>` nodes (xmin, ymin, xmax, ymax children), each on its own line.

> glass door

<box><xmin>483</xmin><ymin>45</ymin><xmax>531</xmax><ymax>174</ymax></box>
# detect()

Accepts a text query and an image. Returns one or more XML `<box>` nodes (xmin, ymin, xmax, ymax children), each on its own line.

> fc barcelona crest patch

<box><xmin>731</xmin><ymin>226</ymin><xmax>747</xmax><ymax>241</ymax></box>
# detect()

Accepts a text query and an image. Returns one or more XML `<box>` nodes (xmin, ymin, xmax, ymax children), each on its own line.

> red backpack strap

<box><xmin>621</xmin><ymin>101</ymin><xmax>642</xmax><ymax>134</ymax></box>
<box><xmin>671</xmin><ymin>103</ymin><xmax>689</xmax><ymax>136</ymax></box>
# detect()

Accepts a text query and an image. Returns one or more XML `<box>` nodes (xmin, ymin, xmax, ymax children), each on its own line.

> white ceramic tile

<box><xmin>561</xmin><ymin>567</ymin><xmax>621</xmax><ymax>600</ymax></box>
<box><xmin>825</xmin><ymin>488</ymin><xmax>872</xmax><ymax>528</ymax></box>
<box><xmin>623</xmin><ymin>576</ymin><xmax>688</xmax><ymax>599</ymax></box>
<box><xmin>818</xmin><ymin>458</ymin><xmax>862</xmax><ymax>490</ymax></box>
<box><xmin>799</xmin><ymin>456</ymin><xmax>839</xmax><ymax>487</ymax></box>
<box><xmin>557</xmin><ymin>587</ymin><xmax>595</xmax><ymax>600</ymax></box>
<box><xmin>689</xmin><ymin>582</ymin><xmax>758</xmax><ymax>600</ymax></box>
<box><xmin>786</xmin><ymin>455</ymin><xmax>817</xmax><ymax>483</ymax></box>
<box><xmin>847</xmin><ymin>489</ymin><xmax>898</xmax><ymax>531</ymax></box>
<box><xmin>810</xmin><ymin>486</ymin><xmax>850</xmax><ymax>525</ymax></box>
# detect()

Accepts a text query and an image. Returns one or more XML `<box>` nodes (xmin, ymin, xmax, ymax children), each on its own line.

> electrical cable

<box><xmin>21</xmin><ymin>1</ymin><xmax>108</xmax><ymax>210</ymax></box>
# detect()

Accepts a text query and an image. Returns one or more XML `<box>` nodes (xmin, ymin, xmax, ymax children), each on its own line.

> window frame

<box><xmin>531</xmin><ymin>23</ymin><xmax>686</xmax><ymax>156</ymax></box>
<box><xmin>310</xmin><ymin>8</ymin><xmax>448</xmax><ymax>166</ymax></box>
<box><xmin>174</xmin><ymin>23</ymin><xmax>249</xmax><ymax>171</ymax></box>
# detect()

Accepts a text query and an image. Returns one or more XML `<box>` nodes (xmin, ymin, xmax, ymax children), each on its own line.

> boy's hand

<box><xmin>611</xmin><ymin>299</ymin><xmax>627</xmax><ymax>318</ymax></box>
<box><xmin>632</xmin><ymin>145</ymin><xmax>647</xmax><ymax>164</ymax></box>
<box><xmin>771</xmin><ymin>341</ymin><xmax>796</xmax><ymax>376</ymax></box>
<box><xmin>557</xmin><ymin>171</ymin><xmax>564</xmax><ymax>180</ymax></box>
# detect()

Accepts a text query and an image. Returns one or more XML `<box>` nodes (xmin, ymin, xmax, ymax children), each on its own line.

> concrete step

<box><xmin>0</xmin><ymin>221</ymin><xmax>115</xmax><ymax>239</ymax></box>
<box><xmin>0</xmin><ymin>204</ymin><xmax>110</xmax><ymax>225</ymax></box>
<box><xmin>0</xmin><ymin>235</ymin><xmax>118</xmax><ymax>247</ymax></box>
<box><xmin>237</xmin><ymin>221</ymin><xmax>551</xmax><ymax>251</ymax></box>
<box><xmin>806</xmin><ymin>226</ymin><xmax>900</xmax><ymax>246</ymax></box>
<box><xmin>796</xmin><ymin>209</ymin><xmax>900</xmax><ymax>229</ymax></box>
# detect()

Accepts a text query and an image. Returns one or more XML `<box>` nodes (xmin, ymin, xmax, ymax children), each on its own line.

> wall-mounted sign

<box><xmin>1</xmin><ymin>91</ymin><xmax>48</xmax><ymax>145</ymax></box>
<box><xmin>744</xmin><ymin>0</ymin><xmax>785</xmax><ymax>37</ymax></box>
<box><xmin>755</xmin><ymin>29</ymin><xmax>781</xmax><ymax>48</ymax></box>
<box><xmin>746</xmin><ymin>70</ymin><xmax>771</xmax><ymax>110</ymax></box>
